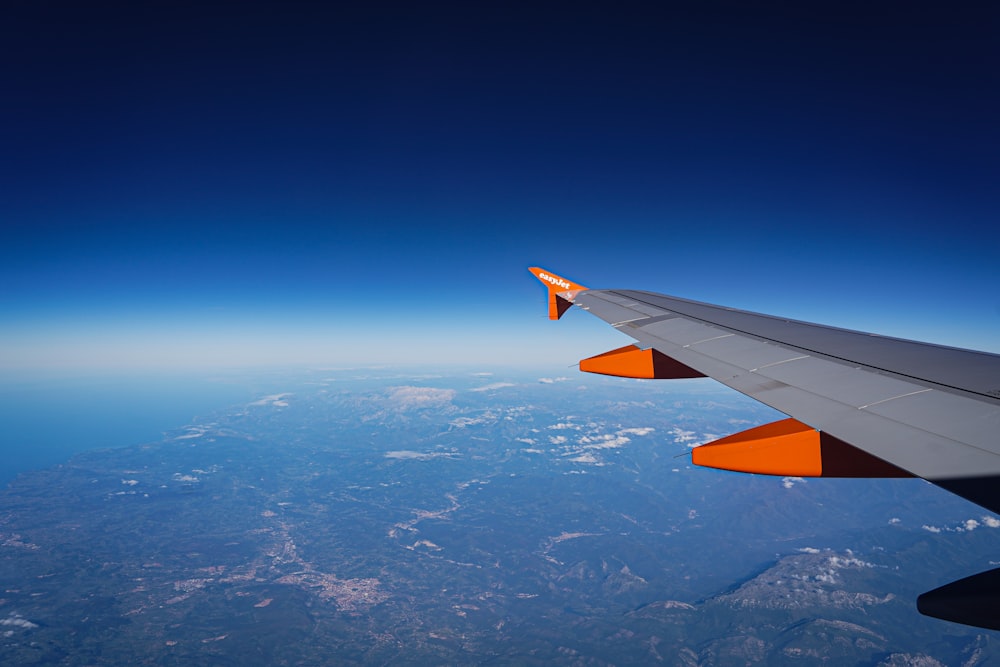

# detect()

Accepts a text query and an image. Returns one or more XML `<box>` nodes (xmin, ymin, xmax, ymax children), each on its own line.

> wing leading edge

<box><xmin>529</xmin><ymin>266</ymin><xmax>1000</xmax><ymax>630</ymax></box>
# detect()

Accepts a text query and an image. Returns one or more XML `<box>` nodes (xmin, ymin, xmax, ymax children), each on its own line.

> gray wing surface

<box><xmin>574</xmin><ymin>288</ymin><xmax>1000</xmax><ymax>514</ymax></box>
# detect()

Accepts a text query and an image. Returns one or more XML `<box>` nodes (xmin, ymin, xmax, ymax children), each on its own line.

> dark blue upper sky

<box><xmin>3</xmin><ymin>2</ymin><xmax>998</xmax><ymax>369</ymax></box>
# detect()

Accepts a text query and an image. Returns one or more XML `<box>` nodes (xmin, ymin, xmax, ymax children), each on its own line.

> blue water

<box><xmin>0</xmin><ymin>370</ymin><xmax>279</xmax><ymax>487</ymax></box>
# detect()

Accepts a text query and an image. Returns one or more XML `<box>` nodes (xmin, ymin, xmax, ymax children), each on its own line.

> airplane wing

<box><xmin>529</xmin><ymin>267</ymin><xmax>1000</xmax><ymax>629</ymax></box>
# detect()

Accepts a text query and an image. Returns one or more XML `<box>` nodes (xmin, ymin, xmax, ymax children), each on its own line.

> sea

<box><xmin>0</xmin><ymin>369</ymin><xmax>287</xmax><ymax>487</ymax></box>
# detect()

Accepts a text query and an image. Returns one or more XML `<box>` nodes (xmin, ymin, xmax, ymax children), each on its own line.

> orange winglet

<box><xmin>580</xmin><ymin>345</ymin><xmax>706</xmax><ymax>379</ymax></box>
<box><xmin>691</xmin><ymin>418</ymin><xmax>913</xmax><ymax>478</ymax></box>
<box><xmin>528</xmin><ymin>267</ymin><xmax>588</xmax><ymax>320</ymax></box>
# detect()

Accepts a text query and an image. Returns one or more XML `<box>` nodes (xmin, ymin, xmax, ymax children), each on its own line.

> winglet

<box><xmin>528</xmin><ymin>267</ymin><xmax>588</xmax><ymax>320</ymax></box>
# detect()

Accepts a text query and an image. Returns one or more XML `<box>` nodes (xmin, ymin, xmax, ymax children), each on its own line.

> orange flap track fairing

<box><xmin>580</xmin><ymin>344</ymin><xmax>705</xmax><ymax>379</ymax></box>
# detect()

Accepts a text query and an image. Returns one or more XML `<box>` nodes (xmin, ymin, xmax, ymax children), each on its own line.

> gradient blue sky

<box><xmin>3</xmin><ymin>2</ymin><xmax>999</xmax><ymax>371</ymax></box>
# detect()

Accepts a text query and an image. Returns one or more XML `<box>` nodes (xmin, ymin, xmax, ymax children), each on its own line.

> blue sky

<box><xmin>3</xmin><ymin>2</ymin><xmax>999</xmax><ymax>371</ymax></box>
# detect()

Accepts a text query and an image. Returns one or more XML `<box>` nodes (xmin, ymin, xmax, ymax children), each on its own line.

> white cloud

<box><xmin>800</xmin><ymin>554</ymin><xmax>875</xmax><ymax>587</ymax></box>
<box><xmin>828</xmin><ymin>555</ymin><xmax>873</xmax><ymax>569</ymax></box>
<box><xmin>548</xmin><ymin>422</ymin><xmax>579</xmax><ymax>430</ymax></box>
<box><xmin>618</xmin><ymin>427</ymin><xmax>654</xmax><ymax>436</ymax></box>
<box><xmin>782</xmin><ymin>476</ymin><xmax>805</xmax><ymax>489</ymax></box>
<box><xmin>173</xmin><ymin>474</ymin><xmax>199</xmax><ymax>483</ymax></box>
<box><xmin>919</xmin><ymin>517</ymin><xmax>1000</xmax><ymax>533</ymax></box>
<box><xmin>250</xmin><ymin>393</ymin><xmax>291</xmax><ymax>407</ymax></box>
<box><xmin>470</xmin><ymin>382</ymin><xmax>516</xmax><ymax>392</ymax></box>
<box><xmin>659</xmin><ymin>427</ymin><xmax>714</xmax><ymax>447</ymax></box>
<box><xmin>568</xmin><ymin>452</ymin><xmax>601</xmax><ymax>464</ymax></box>
<box><xmin>669</xmin><ymin>427</ymin><xmax>697</xmax><ymax>445</ymax></box>
<box><xmin>515</xmin><ymin>437</ymin><xmax>537</xmax><ymax>445</ymax></box>
<box><xmin>579</xmin><ymin>434</ymin><xmax>630</xmax><ymax>449</ymax></box>
<box><xmin>121</xmin><ymin>479</ymin><xmax>139</xmax><ymax>486</ymax></box>
<box><xmin>0</xmin><ymin>614</ymin><xmax>38</xmax><ymax>629</ymax></box>
<box><xmin>385</xmin><ymin>451</ymin><xmax>458</xmax><ymax>461</ymax></box>
<box><xmin>888</xmin><ymin>517</ymin><xmax>901</xmax><ymax>524</ymax></box>
<box><xmin>387</xmin><ymin>386</ymin><xmax>455</xmax><ymax>409</ymax></box>
<box><xmin>449</xmin><ymin>417</ymin><xmax>486</xmax><ymax>428</ymax></box>
<box><xmin>538</xmin><ymin>377</ymin><xmax>569</xmax><ymax>384</ymax></box>
<box><xmin>549</xmin><ymin>436</ymin><xmax>567</xmax><ymax>445</ymax></box>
